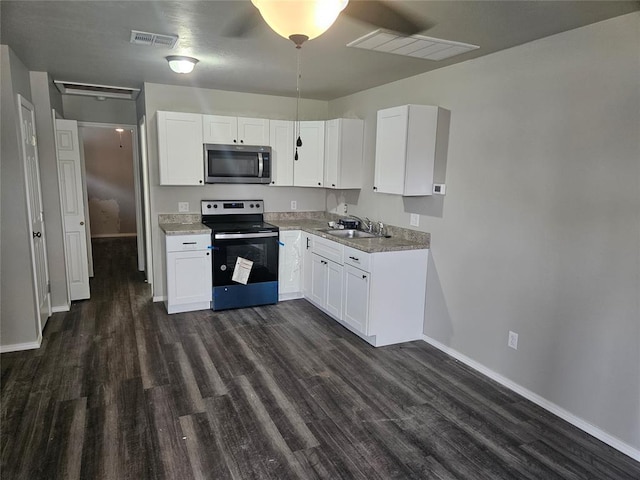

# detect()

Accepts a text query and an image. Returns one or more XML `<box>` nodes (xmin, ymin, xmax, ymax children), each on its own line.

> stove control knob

<box><xmin>207</xmin><ymin>204</ymin><xmax>211</xmax><ymax>209</ymax></box>
<box><xmin>213</xmin><ymin>204</ymin><xmax>218</xmax><ymax>208</ymax></box>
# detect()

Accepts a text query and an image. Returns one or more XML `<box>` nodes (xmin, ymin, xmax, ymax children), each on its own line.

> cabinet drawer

<box><xmin>166</xmin><ymin>234</ymin><xmax>211</xmax><ymax>252</ymax></box>
<box><xmin>313</xmin><ymin>235</ymin><xmax>344</xmax><ymax>264</ymax></box>
<box><xmin>344</xmin><ymin>245</ymin><xmax>370</xmax><ymax>271</ymax></box>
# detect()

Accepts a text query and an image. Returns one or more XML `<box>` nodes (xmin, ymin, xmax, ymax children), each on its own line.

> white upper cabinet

<box><xmin>374</xmin><ymin>105</ymin><xmax>450</xmax><ymax>196</ymax></box>
<box><xmin>269</xmin><ymin>120</ymin><xmax>294</xmax><ymax>186</ymax></box>
<box><xmin>202</xmin><ymin>114</ymin><xmax>269</xmax><ymax>145</ymax></box>
<box><xmin>293</xmin><ymin>121</ymin><xmax>325</xmax><ymax>188</ymax></box>
<box><xmin>157</xmin><ymin>111</ymin><xmax>204</xmax><ymax>186</ymax></box>
<box><xmin>324</xmin><ymin>118</ymin><xmax>364</xmax><ymax>189</ymax></box>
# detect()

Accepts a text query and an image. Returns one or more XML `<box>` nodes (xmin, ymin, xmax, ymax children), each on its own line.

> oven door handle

<box><xmin>257</xmin><ymin>152</ymin><xmax>264</xmax><ymax>178</ymax></box>
<box><xmin>214</xmin><ymin>231</ymin><xmax>279</xmax><ymax>240</ymax></box>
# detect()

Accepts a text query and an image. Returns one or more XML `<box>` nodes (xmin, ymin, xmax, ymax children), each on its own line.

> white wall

<box><xmin>143</xmin><ymin>83</ymin><xmax>329</xmax><ymax>298</ymax></box>
<box><xmin>0</xmin><ymin>45</ymin><xmax>40</xmax><ymax>348</ymax></box>
<box><xmin>29</xmin><ymin>71</ymin><xmax>69</xmax><ymax>310</ymax></box>
<box><xmin>329</xmin><ymin>13</ymin><xmax>640</xmax><ymax>452</ymax></box>
<box><xmin>62</xmin><ymin>95</ymin><xmax>137</xmax><ymax>125</ymax></box>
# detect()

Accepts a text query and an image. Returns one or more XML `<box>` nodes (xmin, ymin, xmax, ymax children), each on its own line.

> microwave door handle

<box><xmin>257</xmin><ymin>152</ymin><xmax>264</xmax><ymax>178</ymax></box>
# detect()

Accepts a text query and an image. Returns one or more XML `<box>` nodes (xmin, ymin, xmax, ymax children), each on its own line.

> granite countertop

<box><xmin>269</xmin><ymin>218</ymin><xmax>429</xmax><ymax>254</ymax></box>
<box><xmin>159</xmin><ymin>213</ymin><xmax>210</xmax><ymax>235</ymax></box>
<box><xmin>156</xmin><ymin>212</ymin><xmax>429</xmax><ymax>252</ymax></box>
<box><xmin>159</xmin><ymin>222</ymin><xmax>211</xmax><ymax>235</ymax></box>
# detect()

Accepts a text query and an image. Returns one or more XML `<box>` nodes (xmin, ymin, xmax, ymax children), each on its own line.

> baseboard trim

<box><xmin>51</xmin><ymin>303</ymin><xmax>71</xmax><ymax>313</ymax></box>
<box><xmin>0</xmin><ymin>338</ymin><xmax>42</xmax><ymax>353</ymax></box>
<box><xmin>421</xmin><ymin>335</ymin><xmax>640</xmax><ymax>462</ymax></box>
<box><xmin>279</xmin><ymin>292</ymin><xmax>304</xmax><ymax>301</ymax></box>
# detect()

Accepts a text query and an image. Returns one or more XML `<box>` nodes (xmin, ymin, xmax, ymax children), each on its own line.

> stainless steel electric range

<box><xmin>201</xmin><ymin>200</ymin><xmax>279</xmax><ymax>311</ymax></box>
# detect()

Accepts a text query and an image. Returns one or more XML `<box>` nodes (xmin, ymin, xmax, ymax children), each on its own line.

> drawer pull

<box><xmin>362</xmin><ymin>275</ymin><xmax>367</xmax><ymax>279</ymax></box>
<box><xmin>349</xmin><ymin>256</ymin><xmax>359</xmax><ymax>261</ymax></box>
<box><xmin>182</xmin><ymin>242</ymin><xmax>197</xmax><ymax>245</ymax></box>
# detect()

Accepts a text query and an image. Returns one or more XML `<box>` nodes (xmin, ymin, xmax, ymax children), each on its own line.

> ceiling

<box><xmin>1</xmin><ymin>1</ymin><xmax>638</xmax><ymax>101</ymax></box>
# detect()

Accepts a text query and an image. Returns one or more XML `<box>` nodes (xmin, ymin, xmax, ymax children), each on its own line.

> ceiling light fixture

<box><xmin>166</xmin><ymin>55</ymin><xmax>199</xmax><ymax>74</ymax></box>
<box><xmin>251</xmin><ymin>0</ymin><xmax>348</xmax><ymax>46</ymax></box>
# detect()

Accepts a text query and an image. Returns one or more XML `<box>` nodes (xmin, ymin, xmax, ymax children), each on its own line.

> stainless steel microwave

<box><xmin>204</xmin><ymin>144</ymin><xmax>271</xmax><ymax>184</ymax></box>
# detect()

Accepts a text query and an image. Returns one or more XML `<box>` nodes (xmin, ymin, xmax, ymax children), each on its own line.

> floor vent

<box><xmin>130</xmin><ymin>30</ymin><xmax>179</xmax><ymax>49</ymax></box>
<box><xmin>348</xmin><ymin>29</ymin><xmax>479</xmax><ymax>61</ymax></box>
<box><xmin>53</xmin><ymin>81</ymin><xmax>140</xmax><ymax>100</ymax></box>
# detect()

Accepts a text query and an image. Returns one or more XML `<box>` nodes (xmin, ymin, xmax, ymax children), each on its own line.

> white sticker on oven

<box><xmin>232</xmin><ymin>257</ymin><xmax>253</xmax><ymax>285</ymax></box>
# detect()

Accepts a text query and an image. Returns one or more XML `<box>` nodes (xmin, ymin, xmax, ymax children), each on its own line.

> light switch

<box><xmin>410</xmin><ymin>214</ymin><xmax>419</xmax><ymax>227</ymax></box>
<box><xmin>178</xmin><ymin>202</ymin><xmax>189</xmax><ymax>212</ymax></box>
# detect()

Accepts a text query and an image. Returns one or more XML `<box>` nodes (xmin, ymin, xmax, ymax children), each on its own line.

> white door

<box><xmin>55</xmin><ymin>119</ymin><xmax>91</xmax><ymax>300</ymax></box>
<box><xmin>18</xmin><ymin>94</ymin><xmax>51</xmax><ymax>332</ymax></box>
<box><xmin>139</xmin><ymin>116</ymin><xmax>153</xmax><ymax>291</ymax></box>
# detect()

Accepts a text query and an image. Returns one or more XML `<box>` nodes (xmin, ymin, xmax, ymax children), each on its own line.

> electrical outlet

<box><xmin>508</xmin><ymin>331</ymin><xmax>519</xmax><ymax>350</ymax></box>
<box><xmin>342</xmin><ymin>203</ymin><xmax>348</xmax><ymax>214</ymax></box>
<box><xmin>410</xmin><ymin>213</ymin><xmax>419</xmax><ymax>227</ymax></box>
<box><xmin>433</xmin><ymin>184</ymin><xmax>446</xmax><ymax>195</ymax></box>
<box><xmin>291</xmin><ymin>200</ymin><xmax>297</xmax><ymax>210</ymax></box>
<box><xmin>178</xmin><ymin>202</ymin><xmax>189</xmax><ymax>213</ymax></box>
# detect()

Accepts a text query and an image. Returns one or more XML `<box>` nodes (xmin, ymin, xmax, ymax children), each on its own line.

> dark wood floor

<box><xmin>2</xmin><ymin>237</ymin><xmax>639</xmax><ymax>479</ymax></box>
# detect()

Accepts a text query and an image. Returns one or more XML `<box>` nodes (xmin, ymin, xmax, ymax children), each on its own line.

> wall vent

<box><xmin>130</xmin><ymin>30</ymin><xmax>179</xmax><ymax>49</ymax></box>
<box><xmin>348</xmin><ymin>29</ymin><xmax>479</xmax><ymax>61</ymax></box>
<box><xmin>54</xmin><ymin>81</ymin><xmax>140</xmax><ymax>100</ymax></box>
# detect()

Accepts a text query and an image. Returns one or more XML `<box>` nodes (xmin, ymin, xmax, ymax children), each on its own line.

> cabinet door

<box><xmin>310</xmin><ymin>253</ymin><xmax>328</xmax><ymax>307</ymax></box>
<box><xmin>166</xmin><ymin>250</ymin><xmax>212</xmax><ymax>306</ymax></box>
<box><xmin>278</xmin><ymin>230</ymin><xmax>302</xmax><ymax>295</ymax></box>
<box><xmin>325</xmin><ymin>260</ymin><xmax>343</xmax><ymax>319</ymax></box>
<box><xmin>158</xmin><ymin>111</ymin><xmax>204</xmax><ymax>185</ymax></box>
<box><xmin>302</xmin><ymin>234</ymin><xmax>314</xmax><ymax>297</ymax></box>
<box><xmin>269</xmin><ymin>120</ymin><xmax>294</xmax><ymax>186</ymax></box>
<box><xmin>343</xmin><ymin>264</ymin><xmax>370</xmax><ymax>334</ymax></box>
<box><xmin>374</xmin><ymin>105</ymin><xmax>408</xmax><ymax>194</ymax></box>
<box><xmin>324</xmin><ymin>118</ymin><xmax>364</xmax><ymax>189</ymax></box>
<box><xmin>238</xmin><ymin>117</ymin><xmax>269</xmax><ymax>145</ymax></box>
<box><xmin>294</xmin><ymin>121</ymin><xmax>325</xmax><ymax>187</ymax></box>
<box><xmin>202</xmin><ymin>115</ymin><xmax>237</xmax><ymax>144</ymax></box>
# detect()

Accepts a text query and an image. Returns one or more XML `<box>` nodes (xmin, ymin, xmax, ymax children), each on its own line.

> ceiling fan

<box><xmin>225</xmin><ymin>0</ymin><xmax>432</xmax><ymax>46</ymax></box>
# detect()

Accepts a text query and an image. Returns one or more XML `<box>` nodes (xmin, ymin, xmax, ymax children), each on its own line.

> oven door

<box><xmin>211</xmin><ymin>231</ymin><xmax>279</xmax><ymax>310</ymax></box>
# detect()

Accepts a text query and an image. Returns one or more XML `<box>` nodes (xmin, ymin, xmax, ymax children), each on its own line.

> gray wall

<box><xmin>142</xmin><ymin>82</ymin><xmax>329</xmax><ymax>297</ymax></box>
<box><xmin>62</xmin><ymin>95</ymin><xmax>137</xmax><ymax>125</ymax></box>
<box><xmin>80</xmin><ymin>126</ymin><xmax>136</xmax><ymax>236</ymax></box>
<box><xmin>0</xmin><ymin>45</ymin><xmax>39</xmax><ymax>347</ymax></box>
<box><xmin>29</xmin><ymin>71</ymin><xmax>69</xmax><ymax>309</ymax></box>
<box><xmin>329</xmin><ymin>13</ymin><xmax>640</xmax><ymax>451</ymax></box>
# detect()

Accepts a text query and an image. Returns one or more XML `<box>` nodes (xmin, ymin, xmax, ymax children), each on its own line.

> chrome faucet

<box><xmin>348</xmin><ymin>215</ymin><xmax>372</xmax><ymax>232</ymax></box>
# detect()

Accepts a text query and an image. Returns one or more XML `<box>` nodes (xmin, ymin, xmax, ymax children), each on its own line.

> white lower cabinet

<box><xmin>300</xmin><ymin>233</ymin><xmax>428</xmax><ymax>347</ymax></box>
<box><xmin>163</xmin><ymin>233</ymin><xmax>212</xmax><ymax>314</ymax></box>
<box><xmin>343</xmin><ymin>264</ymin><xmax>369</xmax><ymax>333</ymax></box>
<box><xmin>310</xmin><ymin>253</ymin><xmax>343</xmax><ymax>319</ymax></box>
<box><xmin>278</xmin><ymin>230</ymin><xmax>303</xmax><ymax>300</ymax></box>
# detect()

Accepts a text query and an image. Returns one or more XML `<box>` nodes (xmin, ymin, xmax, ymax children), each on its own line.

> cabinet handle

<box><xmin>373</xmin><ymin>186</ymin><xmax>377</xmax><ymax>191</ymax></box>
<box><xmin>240</xmin><ymin>139</ymin><xmax>244</xmax><ymax>143</ymax></box>
<box><xmin>199</xmin><ymin>180</ymin><xmax>203</xmax><ymax>184</ymax></box>
<box><xmin>206</xmin><ymin>252</ymin><xmax>210</xmax><ymax>256</ymax></box>
<box><xmin>349</xmin><ymin>256</ymin><xmax>359</xmax><ymax>261</ymax></box>
<box><xmin>233</xmin><ymin>139</ymin><xmax>237</xmax><ymax>143</ymax></box>
<box><xmin>332</xmin><ymin>183</ymin><xmax>336</xmax><ymax>187</ymax></box>
<box><xmin>318</xmin><ymin>182</ymin><xmax>321</xmax><ymax>186</ymax></box>
<box><xmin>182</xmin><ymin>242</ymin><xmax>197</xmax><ymax>245</ymax></box>
<box><xmin>362</xmin><ymin>274</ymin><xmax>367</xmax><ymax>279</ymax></box>
<box><xmin>306</xmin><ymin>237</ymin><xmax>310</xmax><ymax>249</ymax></box>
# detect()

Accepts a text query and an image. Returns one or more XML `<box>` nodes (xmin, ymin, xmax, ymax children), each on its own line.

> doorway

<box><xmin>79</xmin><ymin>125</ymin><xmax>136</xmax><ymax>238</ymax></box>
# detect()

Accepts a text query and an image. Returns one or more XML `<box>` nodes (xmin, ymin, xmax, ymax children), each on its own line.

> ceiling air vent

<box><xmin>348</xmin><ymin>29</ymin><xmax>479</xmax><ymax>61</ymax></box>
<box><xmin>54</xmin><ymin>81</ymin><xmax>140</xmax><ymax>100</ymax></box>
<box><xmin>130</xmin><ymin>30</ymin><xmax>179</xmax><ymax>49</ymax></box>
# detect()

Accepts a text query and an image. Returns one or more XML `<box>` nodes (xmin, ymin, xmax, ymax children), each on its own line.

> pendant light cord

<box><xmin>296</xmin><ymin>47</ymin><xmax>302</xmax><ymax>144</ymax></box>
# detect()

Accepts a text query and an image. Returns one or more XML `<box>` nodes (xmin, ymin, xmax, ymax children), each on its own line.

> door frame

<box><xmin>17</xmin><ymin>93</ymin><xmax>51</xmax><ymax>335</ymax></box>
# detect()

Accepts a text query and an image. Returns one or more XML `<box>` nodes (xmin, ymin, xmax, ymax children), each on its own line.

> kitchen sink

<box><xmin>320</xmin><ymin>228</ymin><xmax>379</xmax><ymax>239</ymax></box>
